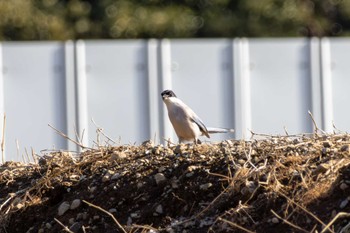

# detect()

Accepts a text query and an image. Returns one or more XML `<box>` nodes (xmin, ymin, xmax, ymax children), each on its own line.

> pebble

<box><xmin>340</xmin><ymin>199</ymin><xmax>348</xmax><ymax>209</ymax></box>
<box><xmin>109</xmin><ymin>208</ymin><xmax>117</xmax><ymax>213</ymax></box>
<box><xmin>58</xmin><ymin>201</ymin><xmax>70</xmax><ymax>216</ymax></box>
<box><xmin>200</xmin><ymin>183</ymin><xmax>212</xmax><ymax>190</ymax></box>
<box><xmin>271</xmin><ymin>217</ymin><xmax>279</xmax><ymax>224</ymax></box>
<box><xmin>45</xmin><ymin>223</ymin><xmax>52</xmax><ymax>229</ymax></box>
<box><xmin>186</xmin><ymin>172</ymin><xmax>194</xmax><ymax>178</ymax></box>
<box><xmin>69</xmin><ymin>222</ymin><xmax>82</xmax><ymax>233</ymax></box>
<box><xmin>102</xmin><ymin>170</ymin><xmax>114</xmax><ymax>182</ymax></box>
<box><xmin>171</xmin><ymin>180</ymin><xmax>179</xmax><ymax>189</ymax></box>
<box><xmin>200</xmin><ymin>218</ymin><xmax>214</xmax><ymax>227</ymax></box>
<box><xmin>127</xmin><ymin>217</ymin><xmax>132</xmax><ymax>225</ymax></box>
<box><xmin>154</xmin><ymin>173</ymin><xmax>167</xmax><ymax>185</ymax></box>
<box><xmin>130</xmin><ymin>212</ymin><xmax>140</xmax><ymax>218</ymax></box>
<box><xmin>76</xmin><ymin>213</ymin><xmax>84</xmax><ymax>220</ymax></box>
<box><xmin>340</xmin><ymin>183</ymin><xmax>349</xmax><ymax>190</ymax></box>
<box><xmin>246</xmin><ymin>181</ymin><xmax>256</xmax><ymax>193</ymax></box>
<box><xmin>156</xmin><ymin>204</ymin><xmax>163</xmax><ymax>214</ymax></box>
<box><xmin>70</xmin><ymin>199</ymin><xmax>81</xmax><ymax>210</ymax></box>
<box><xmin>89</xmin><ymin>186</ymin><xmax>97</xmax><ymax>193</ymax></box>
<box><xmin>187</xmin><ymin>165</ymin><xmax>199</xmax><ymax>172</ymax></box>
<box><xmin>69</xmin><ymin>218</ymin><xmax>75</xmax><ymax>225</ymax></box>
<box><xmin>238</xmin><ymin>159</ymin><xmax>245</xmax><ymax>165</ymax></box>
<box><xmin>340</xmin><ymin>145</ymin><xmax>349</xmax><ymax>152</ymax></box>
<box><xmin>111</xmin><ymin>173</ymin><xmax>121</xmax><ymax>180</ymax></box>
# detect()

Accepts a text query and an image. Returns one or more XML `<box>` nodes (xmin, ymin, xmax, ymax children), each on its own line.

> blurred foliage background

<box><xmin>1</xmin><ymin>0</ymin><xmax>350</xmax><ymax>40</ymax></box>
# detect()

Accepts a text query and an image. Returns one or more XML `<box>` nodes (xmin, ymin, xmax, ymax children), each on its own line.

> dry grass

<box><xmin>1</xmin><ymin>130</ymin><xmax>350</xmax><ymax>232</ymax></box>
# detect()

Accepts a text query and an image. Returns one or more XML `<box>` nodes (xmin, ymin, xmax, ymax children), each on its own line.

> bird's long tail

<box><xmin>207</xmin><ymin>127</ymin><xmax>235</xmax><ymax>134</ymax></box>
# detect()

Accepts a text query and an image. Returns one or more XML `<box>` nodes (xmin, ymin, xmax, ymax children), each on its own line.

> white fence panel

<box><xmin>329</xmin><ymin>38</ymin><xmax>350</xmax><ymax>132</ymax></box>
<box><xmin>1</xmin><ymin>42</ymin><xmax>67</xmax><ymax>160</ymax></box>
<box><xmin>248</xmin><ymin>39</ymin><xmax>313</xmax><ymax>135</ymax></box>
<box><xmin>79</xmin><ymin>40</ymin><xmax>151</xmax><ymax>146</ymax></box>
<box><xmin>162</xmin><ymin>39</ymin><xmax>235</xmax><ymax>143</ymax></box>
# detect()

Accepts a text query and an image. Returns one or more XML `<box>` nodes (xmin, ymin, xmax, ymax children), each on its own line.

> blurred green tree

<box><xmin>0</xmin><ymin>0</ymin><xmax>349</xmax><ymax>40</ymax></box>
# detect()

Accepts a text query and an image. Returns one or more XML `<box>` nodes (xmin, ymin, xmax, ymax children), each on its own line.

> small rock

<box><xmin>69</xmin><ymin>218</ymin><xmax>75</xmax><ymax>225</ymax></box>
<box><xmin>93</xmin><ymin>215</ymin><xmax>100</xmax><ymax>220</ymax></box>
<box><xmin>89</xmin><ymin>186</ymin><xmax>97</xmax><ymax>193</ymax></box>
<box><xmin>271</xmin><ymin>217</ymin><xmax>279</xmax><ymax>224</ymax></box>
<box><xmin>200</xmin><ymin>218</ymin><xmax>214</xmax><ymax>227</ymax></box>
<box><xmin>340</xmin><ymin>199</ymin><xmax>349</xmax><ymax>209</ymax></box>
<box><xmin>76</xmin><ymin>213</ymin><xmax>84</xmax><ymax>220</ymax></box>
<box><xmin>158</xmin><ymin>166</ymin><xmax>166</xmax><ymax>173</ymax></box>
<box><xmin>174</xmin><ymin>144</ymin><xmax>186</xmax><ymax>154</ymax></box>
<box><xmin>142</xmin><ymin>140</ymin><xmax>154</xmax><ymax>147</ymax></box>
<box><xmin>186</xmin><ymin>172</ymin><xmax>194</xmax><ymax>177</ymax></box>
<box><xmin>45</xmin><ymin>223</ymin><xmax>52</xmax><ymax>229</ymax></box>
<box><xmin>109</xmin><ymin>151</ymin><xmax>127</xmax><ymax>161</ymax></box>
<box><xmin>127</xmin><ymin>217</ymin><xmax>132</xmax><ymax>225</ymax></box>
<box><xmin>137</xmin><ymin>182</ymin><xmax>143</xmax><ymax>188</ymax></box>
<box><xmin>238</xmin><ymin>159</ymin><xmax>245</xmax><ymax>165</ymax></box>
<box><xmin>323</xmin><ymin>141</ymin><xmax>332</xmax><ymax>148</ymax></box>
<box><xmin>187</xmin><ymin>165</ymin><xmax>199</xmax><ymax>172</ymax></box>
<box><xmin>102</xmin><ymin>170</ymin><xmax>114</xmax><ymax>182</ymax></box>
<box><xmin>69</xmin><ymin>222</ymin><xmax>82</xmax><ymax>233</ymax></box>
<box><xmin>70</xmin><ymin>199</ymin><xmax>81</xmax><ymax>210</ymax></box>
<box><xmin>155</xmin><ymin>204</ymin><xmax>163</xmax><ymax>214</ymax></box>
<box><xmin>111</xmin><ymin>173</ymin><xmax>121</xmax><ymax>180</ymax></box>
<box><xmin>340</xmin><ymin>183</ymin><xmax>349</xmax><ymax>190</ymax></box>
<box><xmin>200</xmin><ymin>183</ymin><xmax>212</xmax><ymax>190</ymax></box>
<box><xmin>246</xmin><ymin>181</ymin><xmax>256</xmax><ymax>193</ymax></box>
<box><xmin>109</xmin><ymin>208</ymin><xmax>117</xmax><ymax>213</ymax></box>
<box><xmin>313</xmin><ymin>163</ymin><xmax>330</xmax><ymax>175</ymax></box>
<box><xmin>171</xmin><ymin>179</ymin><xmax>179</xmax><ymax>189</ymax></box>
<box><xmin>38</xmin><ymin>229</ymin><xmax>44</xmax><ymax>233</ymax></box>
<box><xmin>152</xmin><ymin>146</ymin><xmax>162</xmax><ymax>155</ymax></box>
<box><xmin>154</xmin><ymin>173</ymin><xmax>167</xmax><ymax>185</ymax></box>
<box><xmin>58</xmin><ymin>201</ymin><xmax>70</xmax><ymax>216</ymax></box>
<box><xmin>340</xmin><ymin>145</ymin><xmax>349</xmax><ymax>152</ymax></box>
<box><xmin>130</xmin><ymin>212</ymin><xmax>140</xmax><ymax>218</ymax></box>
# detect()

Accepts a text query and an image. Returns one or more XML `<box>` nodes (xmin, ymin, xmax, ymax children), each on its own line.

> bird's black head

<box><xmin>161</xmin><ymin>90</ymin><xmax>177</xmax><ymax>100</ymax></box>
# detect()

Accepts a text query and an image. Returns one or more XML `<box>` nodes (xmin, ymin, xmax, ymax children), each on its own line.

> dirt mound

<box><xmin>1</xmin><ymin>133</ymin><xmax>350</xmax><ymax>233</ymax></box>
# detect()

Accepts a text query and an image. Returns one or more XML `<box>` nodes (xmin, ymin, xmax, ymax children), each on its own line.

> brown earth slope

<box><xmin>1</xmin><ymin>133</ymin><xmax>350</xmax><ymax>233</ymax></box>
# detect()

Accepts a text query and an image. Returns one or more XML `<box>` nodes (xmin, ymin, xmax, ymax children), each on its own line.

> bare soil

<box><xmin>1</xmin><ymin>133</ymin><xmax>350</xmax><ymax>233</ymax></box>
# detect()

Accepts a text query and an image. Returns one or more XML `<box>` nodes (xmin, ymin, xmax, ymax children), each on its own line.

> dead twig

<box><xmin>54</xmin><ymin>218</ymin><xmax>74</xmax><ymax>233</ymax></box>
<box><xmin>308</xmin><ymin>111</ymin><xmax>326</xmax><ymax>135</ymax></box>
<box><xmin>271</xmin><ymin>209</ymin><xmax>309</xmax><ymax>233</ymax></box>
<box><xmin>277</xmin><ymin>191</ymin><xmax>328</xmax><ymax>231</ymax></box>
<box><xmin>82</xmin><ymin>200</ymin><xmax>127</xmax><ymax>233</ymax></box>
<box><xmin>321</xmin><ymin>212</ymin><xmax>350</xmax><ymax>233</ymax></box>
<box><xmin>218</xmin><ymin>217</ymin><xmax>255</xmax><ymax>233</ymax></box>
<box><xmin>48</xmin><ymin>124</ymin><xmax>90</xmax><ymax>150</ymax></box>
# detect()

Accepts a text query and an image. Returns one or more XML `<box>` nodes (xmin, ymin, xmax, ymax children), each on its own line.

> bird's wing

<box><xmin>207</xmin><ymin>127</ymin><xmax>235</xmax><ymax>134</ymax></box>
<box><xmin>190</xmin><ymin>114</ymin><xmax>210</xmax><ymax>138</ymax></box>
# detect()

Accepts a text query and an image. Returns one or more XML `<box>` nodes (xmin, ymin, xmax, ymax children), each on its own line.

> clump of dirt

<box><xmin>1</xmin><ymin>133</ymin><xmax>350</xmax><ymax>233</ymax></box>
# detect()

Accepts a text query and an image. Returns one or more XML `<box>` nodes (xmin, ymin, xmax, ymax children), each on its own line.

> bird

<box><xmin>161</xmin><ymin>89</ymin><xmax>234</xmax><ymax>144</ymax></box>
